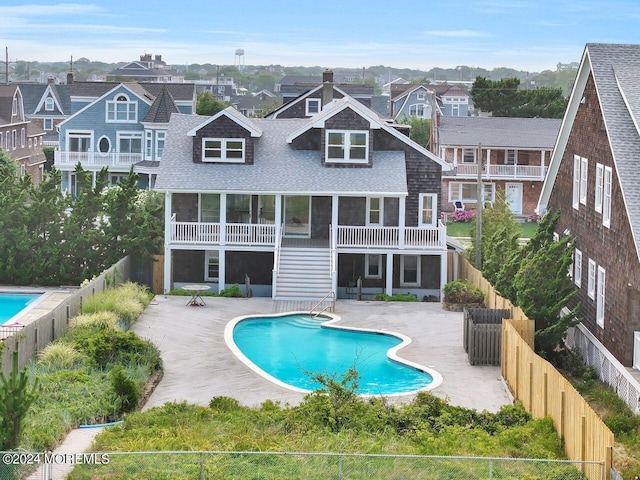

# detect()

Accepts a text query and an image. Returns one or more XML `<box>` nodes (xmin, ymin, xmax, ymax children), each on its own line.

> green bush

<box><xmin>81</xmin><ymin>282</ymin><xmax>151</xmax><ymax>328</ymax></box>
<box><xmin>110</xmin><ymin>365</ymin><xmax>140</xmax><ymax>413</ymax></box>
<box><xmin>443</xmin><ymin>280</ymin><xmax>485</xmax><ymax>305</ymax></box>
<box><xmin>374</xmin><ymin>293</ymin><xmax>419</xmax><ymax>302</ymax></box>
<box><xmin>219</xmin><ymin>284</ymin><xmax>243</xmax><ymax>297</ymax></box>
<box><xmin>209</xmin><ymin>396</ymin><xmax>241</xmax><ymax>412</ymax></box>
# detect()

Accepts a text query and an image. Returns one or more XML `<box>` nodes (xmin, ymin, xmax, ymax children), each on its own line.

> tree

<box><xmin>471</xmin><ymin>76</ymin><xmax>567</xmax><ymax>118</ymax></box>
<box><xmin>512</xmin><ymin>210</ymin><xmax>579</xmax><ymax>360</ymax></box>
<box><xmin>398</xmin><ymin>116</ymin><xmax>430</xmax><ymax>148</ymax></box>
<box><xmin>196</xmin><ymin>91</ymin><xmax>230</xmax><ymax>116</ymax></box>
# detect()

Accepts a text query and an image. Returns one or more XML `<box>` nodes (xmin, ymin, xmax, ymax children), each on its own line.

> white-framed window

<box><xmin>156</xmin><ymin>131</ymin><xmax>166</xmax><ymax>159</ymax></box>
<box><xmin>20</xmin><ymin>163</ymin><xmax>26</xmax><ymax>177</ymax></box>
<box><xmin>574</xmin><ymin>249</ymin><xmax>582</xmax><ymax>288</ymax></box>
<box><xmin>603</xmin><ymin>166</ymin><xmax>612</xmax><ymax>228</ymax></box>
<box><xmin>409</xmin><ymin>104</ymin><xmax>425</xmax><ymax>116</ymax></box>
<box><xmin>587</xmin><ymin>258</ymin><xmax>596</xmax><ymax>300</ymax></box>
<box><xmin>505</xmin><ymin>149</ymin><xmax>517</xmax><ymax>165</ymax></box>
<box><xmin>573</xmin><ymin>155</ymin><xmax>580</xmax><ymax>210</ymax></box>
<box><xmin>205</xmin><ymin>251</ymin><xmax>220</xmax><ymax>282</ymax></box>
<box><xmin>28</xmin><ymin>138</ymin><xmax>32</xmax><ymax>148</ymax></box>
<box><xmin>448</xmin><ymin>182</ymin><xmax>495</xmax><ymax>204</ymax></box>
<box><xmin>12</xmin><ymin>97</ymin><xmax>17</xmax><ymax>115</ymax></box>
<box><xmin>202</xmin><ymin>138</ymin><xmax>245</xmax><ymax>163</ymax></box>
<box><xmin>109</xmin><ymin>174</ymin><xmax>128</xmax><ymax>185</ymax></box>
<box><xmin>45</xmin><ymin>97</ymin><xmax>54</xmax><ymax>111</ymax></box>
<box><xmin>117</xmin><ymin>132</ymin><xmax>142</xmax><ymax>153</ymax></box>
<box><xmin>596</xmin><ymin>266</ymin><xmax>606</xmax><ymax>328</ymax></box>
<box><xmin>12</xmin><ymin>130</ymin><xmax>17</xmax><ymax>149</ymax></box>
<box><xmin>594</xmin><ymin>163</ymin><xmax>603</xmax><ymax>213</ymax></box>
<box><xmin>305</xmin><ymin>98</ymin><xmax>321</xmax><ymax>116</ymax></box>
<box><xmin>417</xmin><ymin>92</ymin><xmax>426</xmax><ymax>100</ymax></box>
<box><xmin>145</xmin><ymin>131</ymin><xmax>153</xmax><ymax>159</ymax></box>
<box><xmin>20</xmin><ymin>128</ymin><xmax>25</xmax><ymax>148</ymax></box>
<box><xmin>462</xmin><ymin>148</ymin><xmax>476</xmax><ymax>163</ymax></box>
<box><xmin>106</xmin><ymin>94</ymin><xmax>137</xmax><ymax>122</ymax></box>
<box><xmin>325</xmin><ymin>130</ymin><xmax>368</xmax><ymax>163</ymax></box>
<box><xmin>43</xmin><ymin>118</ymin><xmax>53</xmax><ymax>131</ymax></box>
<box><xmin>580</xmin><ymin>156</ymin><xmax>588</xmax><ymax>205</ymax></box>
<box><xmin>419</xmin><ymin>193</ymin><xmax>438</xmax><ymax>226</ymax></box>
<box><xmin>366</xmin><ymin>197</ymin><xmax>383</xmax><ymax>226</ymax></box>
<box><xmin>365</xmin><ymin>254</ymin><xmax>382</xmax><ymax>279</ymax></box>
<box><xmin>400</xmin><ymin>255</ymin><xmax>420</xmax><ymax>287</ymax></box>
<box><xmin>97</xmin><ymin>136</ymin><xmax>111</xmax><ymax>154</ymax></box>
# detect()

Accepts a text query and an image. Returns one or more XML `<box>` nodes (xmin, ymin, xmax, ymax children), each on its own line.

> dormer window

<box><xmin>306</xmin><ymin>98</ymin><xmax>321</xmax><ymax>116</ymax></box>
<box><xmin>106</xmin><ymin>94</ymin><xmax>137</xmax><ymax>122</ymax></box>
<box><xmin>417</xmin><ymin>92</ymin><xmax>426</xmax><ymax>100</ymax></box>
<box><xmin>45</xmin><ymin>97</ymin><xmax>54</xmax><ymax>111</ymax></box>
<box><xmin>326</xmin><ymin>130</ymin><xmax>368</xmax><ymax>163</ymax></box>
<box><xmin>202</xmin><ymin>138</ymin><xmax>245</xmax><ymax>163</ymax></box>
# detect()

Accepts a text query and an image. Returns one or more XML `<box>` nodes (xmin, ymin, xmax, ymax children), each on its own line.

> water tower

<box><xmin>234</xmin><ymin>49</ymin><xmax>245</xmax><ymax>70</ymax></box>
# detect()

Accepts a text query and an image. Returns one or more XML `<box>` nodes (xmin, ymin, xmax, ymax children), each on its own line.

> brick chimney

<box><xmin>322</xmin><ymin>69</ymin><xmax>334</xmax><ymax>107</ymax></box>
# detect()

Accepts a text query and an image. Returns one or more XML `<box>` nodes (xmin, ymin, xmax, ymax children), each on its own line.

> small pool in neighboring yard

<box><xmin>225</xmin><ymin>312</ymin><xmax>442</xmax><ymax>396</ymax></box>
<box><xmin>0</xmin><ymin>293</ymin><xmax>43</xmax><ymax>324</ymax></box>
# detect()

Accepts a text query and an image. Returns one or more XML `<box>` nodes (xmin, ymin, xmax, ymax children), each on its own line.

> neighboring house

<box><xmin>19</xmin><ymin>78</ymin><xmax>72</xmax><ymax>145</ymax></box>
<box><xmin>156</xmin><ymin>87</ymin><xmax>452</xmax><ymax>302</ymax></box>
<box><xmin>0</xmin><ymin>84</ymin><xmax>47</xmax><ymax>183</ymax></box>
<box><xmin>106</xmin><ymin>54</ymin><xmax>184</xmax><ymax>83</ymax></box>
<box><xmin>435</xmin><ymin>116</ymin><xmax>561</xmax><ymax>216</ymax></box>
<box><xmin>390</xmin><ymin>84</ymin><xmax>470</xmax><ymax>120</ymax></box>
<box><xmin>54</xmin><ymin>82</ymin><xmax>196</xmax><ymax>192</ymax></box>
<box><xmin>277</xmin><ymin>70</ymin><xmax>375</xmax><ymax>110</ymax></box>
<box><xmin>538</xmin><ymin>43</ymin><xmax>640</xmax><ymax>381</ymax></box>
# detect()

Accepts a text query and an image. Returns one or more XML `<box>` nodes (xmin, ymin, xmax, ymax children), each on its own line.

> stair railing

<box><xmin>310</xmin><ymin>291</ymin><xmax>336</xmax><ymax>317</ymax></box>
<box><xmin>271</xmin><ymin>223</ymin><xmax>284</xmax><ymax>298</ymax></box>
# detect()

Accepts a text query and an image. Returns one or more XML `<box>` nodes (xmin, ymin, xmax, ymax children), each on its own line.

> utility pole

<box><xmin>475</xmin><ymin>143</ymin><xmax>483</xmax><ymax>267</ymax></box>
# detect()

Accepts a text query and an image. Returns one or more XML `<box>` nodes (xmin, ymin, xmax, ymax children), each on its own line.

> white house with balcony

<box><xmin>156</xmin><ymin>93</ymin><xmax>452</xmax><ymax>302</ymax></box>
<box><xmin>54</xmin><ymin>82</ymin><xmax>196</xmax><ymax>192</ymax></box>
<box><xmin>434</xmin><ymin>116</ymin><xmax>561</xmax><ymax>216</ymax></box>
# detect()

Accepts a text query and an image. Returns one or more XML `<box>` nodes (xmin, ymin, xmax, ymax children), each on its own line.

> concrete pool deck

<box><xmin>132</xmin><ymin>296</ymin><xmax>512</xmax><ymax>413</ymax></box>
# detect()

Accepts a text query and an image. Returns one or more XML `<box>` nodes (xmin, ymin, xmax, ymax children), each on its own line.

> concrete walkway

<box><xmin>133</xmin><ymin>296</ymin><xmax>512</xmax><ymax>412</ymax></box>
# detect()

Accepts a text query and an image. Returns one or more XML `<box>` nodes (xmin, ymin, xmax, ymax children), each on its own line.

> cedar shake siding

<box><xmin>321</xmin><ymin>108</ymin><xmax>373</xmax><ymax>167</ymax></box>
<box><xmin>547</xmin><ymin>73</ymin><xmax>639</xmax><ymax>366</ymax></box>
<box><xmin>192</xmin><ymin>115</ymin><xmax>256</xmax><ymax>165</ymax></box>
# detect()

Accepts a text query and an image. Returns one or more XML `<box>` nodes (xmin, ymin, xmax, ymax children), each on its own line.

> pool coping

<box><xmin>0</xmin><ymin>289</ymin><xmax>55</xmax><ymax>326</ymax></box>
<box><xmin>224</xmin><ymin>310</ymin><xmax>443</xmax><ymax>397</ymax></box>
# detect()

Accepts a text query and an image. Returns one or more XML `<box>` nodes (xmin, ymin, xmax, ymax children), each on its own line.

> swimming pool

<box><xmin>0</xmin><ymin>293</ymin><xmax>42</xmax><ymax>324</ymax></box>
<box><xmin>225</xmin><ymin>312</ymin><xmax>442</xmax><ymax>396</ymax></box>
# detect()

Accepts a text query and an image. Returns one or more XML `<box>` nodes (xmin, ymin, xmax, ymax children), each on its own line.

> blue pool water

<box><xmin>0</xmin><ymin>293</ymin><xmax>41</xmax><ymax>324</ymax></box>
<box><xmin>230</xmin><ymin>313</ymin><xmax>435</xmax><ymax>395</ymax></box>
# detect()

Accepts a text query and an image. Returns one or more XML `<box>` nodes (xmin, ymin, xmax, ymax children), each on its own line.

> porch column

<box><xmin>163</xmin><ymin>192</ymin><xmax>173</xmax><ymax>293</ymax></box>
<box><xmin>92</xmin><ymin>171</ymin><xmax>97</xmax><ymax>187</ymax></box>
<box><xmin>485</xmin><ymin>148</ymin><xmax>491</xmax><ymax>179</ymax></box>
<box><xmin>331</xmin><ymin>195</ymin><xmax>339</xmax><ymax>294</ymax></box>
<box><xmin>385</xmin><ymin>253</ymin><xmax>393</xmax><ymax>296</ymax></box>
<box><xmin>274</xmin><ymin>195</ymin><xmax>282</xmax><ymax>229</ymax></box>
<box><xmin>218</xmin><ymin>249</ymin><xmax>226</xmax><ymax>294</ymax></box>
<box><xmin>398</xmin><ymin>196</ymin><xmax>406</xmax><ymax>249</ymax></box>
<box><xmin>541</xmin><ymin>150</ymin><xmax>546</xmax><ymax>179</ymax></box>
<box><xmin>219</xmin><ymin>194</ymin><xmax>227</xmax><ymax>245</ymax></box>
<box><xmin>440</xmin><ymin>252</ymin><xmax>448</xmax><ymax>301</ymax></box>
<box><xmin>453</xmin><ymin>148</ymin><xmax>458</xmax><ymax>166</ymax></box>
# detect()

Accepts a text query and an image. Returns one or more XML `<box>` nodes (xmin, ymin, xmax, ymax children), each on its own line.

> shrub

<box><xmin>451</xmin><ymin>209</ymin><xmax>476</xmax><ymax>222</ymax></box>
<box><xmin>209</xmin><ymin>396</ymin><xmax>241</xmax><ymax>412</ymax></box>
<box><xmin>71</xmin><ymin>311</ymin><xmax>121</xmax><ymax>330</ymax></box>
<box><xmin>219</xmin><ymin>284</ymin><xmax>243</xmax><ymax>297</ymax></box>
<box><xmin>110</xmin><ymin>365</ymin><xmax>140</xmax><ymax>413</ymax></box>
<box><xmin>37</xmin><ymin>343</ymin><xmax>88</xmax><ymax>370</ymax></box>
<box><xmin>443</xmin><ymin>280</ymin><xmax>484</xmax><ymax>305</ymax></box>
<box><xmin>374</xmin><ymin>293</ymin><xmax>419</xmax><ymax>302</ymax></box>
<box><xmin>81</xmin><ymin>282</ymin><xmax>151</xmax><ymax>327</ymax></box>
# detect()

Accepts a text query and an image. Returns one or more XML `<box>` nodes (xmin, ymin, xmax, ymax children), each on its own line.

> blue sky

<box><xmin>1</xmin><ymin>0</ymin><xmax>640</xmax><ymax>72</ymax></box>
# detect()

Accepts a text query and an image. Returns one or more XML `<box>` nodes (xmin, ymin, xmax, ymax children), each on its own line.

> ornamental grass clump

<box><xmin>81</xmin><ymin>282</ymin><xmax>151</xmax><ymax>328</ymax></box>
<box><xmin>37</xmin><ymin>343</ymin><xmax>88</xmax><ymax>371</ymax></box>
<box><xmin>71</xmin><ymin>311</ymin><xmax>121</xmax><ymax>330</ymax></box>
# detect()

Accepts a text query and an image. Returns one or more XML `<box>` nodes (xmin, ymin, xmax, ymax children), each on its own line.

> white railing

<box><xmin>336</xmin><ymin>224</ymin><xmax>445</xmax><ymax>250</ymax></box>
<box><xmin>54</xmin><ymin>151</ymin><xmax>144</xmax><ymax>167</ymax></box>
<box><xmin>444</xmin><ymin>163</ymin><xmax>547</xmax><ymax>179</ymax></box>
<box><xmin>171</xmin><ymin>221</ymin><xmax>275</xmax><ymax>246</ymax></box>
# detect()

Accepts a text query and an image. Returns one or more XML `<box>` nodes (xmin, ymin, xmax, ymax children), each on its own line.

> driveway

<box><xmin>131</xmin><ymin>296</ymin><xmax>512</xmax><ymax>412</ymax></box>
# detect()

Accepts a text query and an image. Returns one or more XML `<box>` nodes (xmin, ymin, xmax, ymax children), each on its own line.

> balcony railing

<box><xmin>170</xmin><ymin>222</ymin><xmax>447</xmax><ymax>250</ymax></box>
<box><xmin>54</xmin><ymin>151</ymin><xmax>144</xmax><ymax>168</ymax></box>
<box><xmin>444</xmin><ymin>163</ymin><xmax>547</xmax><ymax>180</ymax></box>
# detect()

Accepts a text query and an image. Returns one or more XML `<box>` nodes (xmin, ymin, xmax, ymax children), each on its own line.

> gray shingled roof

<box><xmin>155</xmin><ymin>114</ymin><xmax>408</xmax><ymax>194</ymax></box>
<box><xmin>143</xmin><ymin>86</ymin><xmax>180</xmax><ymax>123</ymax></box>
<box><xmin>587</xmin><ymin>43</ymin><xmax>640</xmax><ymax>259</ymax></box>
<box><xmin>438</xmin><ymin>116</ymin><xmax>561</xmax><ymax>149</ymax></box>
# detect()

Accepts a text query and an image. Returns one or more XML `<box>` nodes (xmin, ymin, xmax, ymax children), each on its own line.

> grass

<box><xmin>447</xmin><ymin>221</ymin><xmax>539</xmax><ymax>239</ymax></box>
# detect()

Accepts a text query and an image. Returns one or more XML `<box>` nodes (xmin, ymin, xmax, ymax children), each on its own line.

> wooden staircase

<box><xmin>274</xmin><ymin>248</ymin><xmax>332</xmax><ymax>300</ymax></box>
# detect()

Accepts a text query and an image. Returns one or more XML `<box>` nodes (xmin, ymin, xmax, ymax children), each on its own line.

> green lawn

<box><xmin>446</xmin><ymin>221</ymin><xmax>539</xmax><ymax>239</ymax></box>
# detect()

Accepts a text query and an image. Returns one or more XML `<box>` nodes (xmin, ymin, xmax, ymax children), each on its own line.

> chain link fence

<box><xmin>1</xmin><ymin>451</ymin><xmax>605</xmax><ymax>479</ymax></box>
